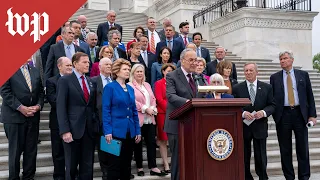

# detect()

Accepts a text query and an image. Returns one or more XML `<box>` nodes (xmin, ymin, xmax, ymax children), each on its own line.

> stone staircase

<box><xmin>0</xmin><ymin>8</ymin><xmax>319</xmax><ymax>180</ymax></box>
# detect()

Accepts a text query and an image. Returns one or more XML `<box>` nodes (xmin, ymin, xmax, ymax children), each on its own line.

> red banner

<box><xmin>0</xmin><ymin>0</ymin><xmax>87</xmax><ymax>86</ymax></box>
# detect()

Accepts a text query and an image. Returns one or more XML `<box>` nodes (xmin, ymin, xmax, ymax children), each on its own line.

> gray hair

<box><xmin>279</xmin><ymin>51</ymin><xmax>294</xmax><ymax>59</ymax></box>
<box><xmin>215</xmin><ymin>46</ymin><xmax>226</xmax><ymax>52</ymax></box>
<box><xmin>197</xmin><ymin>57</ymin><xmax>207</xmax><ymax>68</ymax></box>
<box><xmin>244</xmin><ymin>62</ymin><xmax>258</xmax><ymax>71</ymax></box>
<box><xmin>86</xmin><ymin>32</ymin><xmax>97</xmax><ymax>40</ymax></box>
<box><xmin>107</xmin><ymin>30</ymin><xmax>121</xmax><ymax>41</ymax></box>
<box><xmin>180</xmin><ymin>48</ymin><xmax>195</xmax><ymax>60</ymax></box>
<box><xmin>209</xmin><ymin>73</ymin><xmax>225</xmax><ymax>86</ymax></box>
<box><xmin>57</xmin><ymin>57</ymin><xmax>71</xmax><ymax>67</ymax></box>
<box><xmin>129</xmin><ymin>63</ymin><xmax>146</xmax><ymax>83</ymax></box>
<box><xmin>185</xmin><ymin>42</ymin><xmax>197</xmax><ymax>50</ymax></box>
<box><xmin>61</xmin><ymin>26</ymin><xmax>69</xmax><ymax>34</ymax></box>
<box><xmin>107</xmin><ymin>10</ymin><xmax>116</xmax><ymax>16</ymax></box>
<box><xmin>99</xmin><ymin>57</ymin><xmax>112</xmax><ymax>66</ymax></box>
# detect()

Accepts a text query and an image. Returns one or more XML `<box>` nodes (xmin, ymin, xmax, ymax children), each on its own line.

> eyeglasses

<box><xmin>184</xmin><ymin>58</ymin><xmax>197</xmax><ymax>64</ymax></box>
<box><xmin>211</xmin><ymin>81</ymin><xmax>222</xmax><ymax>84</ymax></box>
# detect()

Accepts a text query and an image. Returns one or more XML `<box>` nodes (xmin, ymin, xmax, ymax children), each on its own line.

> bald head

<box><xmin>57</xmin><ymin>57</ymin><xmax>73</xmax><ymax>75</ymax></box>
<box><xmin>77</xmin><ymin>15</ymin><xmax>87</xmax><ymax>29</ymax></box>
<box><xmin>99</xmin><ymin>58</ymin><xmax>112</xmax><ymax>77</ymax></box>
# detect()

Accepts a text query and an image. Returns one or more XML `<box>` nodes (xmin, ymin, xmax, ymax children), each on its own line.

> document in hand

<box><xmin>100</xmin><ymin>136</ymin><xmax>122</xmax><ymax>156</ymax></box>
<box><xmin>243</xmin><ymin>111</ymin><xmax>256</xmax><ymax>126</ymax></box>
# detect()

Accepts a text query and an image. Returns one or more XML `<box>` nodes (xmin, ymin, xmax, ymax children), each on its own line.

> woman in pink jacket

<box><xmin>128</xmin><ymin>64</ymin><xmax>166</xmax><ymax>177</ymax></box>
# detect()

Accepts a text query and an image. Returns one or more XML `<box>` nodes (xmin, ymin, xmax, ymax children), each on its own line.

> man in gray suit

<box><xmin>164</xmin><ymin>48</ymin><xmax>203</xmax><ymax>180</ymax></box>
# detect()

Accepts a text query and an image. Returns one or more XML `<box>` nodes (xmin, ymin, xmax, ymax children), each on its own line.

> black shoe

<box><xmin>130</xmin><ymin>174</ymin><xmax>134</xmax><ymax>179</ymax></box>
<box><xmin>38</xmin><ymin>139</ymin><xmax>41</xmax><ymax>144</ymax></box>
<box><xmin>164</xmin><ymin>169</ymin><xmax>171</xmax><ymax>174</ymax></box>
<box><xmin>137</xmin><ymin>171</ymin><xmax>145</xmax><ymax>176</ymax></box>
<box><xmin>150</xmin><ymin>170</ymin><xmax>166</xmax><ymax>176</ymax></box>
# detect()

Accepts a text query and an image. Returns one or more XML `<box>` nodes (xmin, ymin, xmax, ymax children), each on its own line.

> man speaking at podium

<box><xmin>164</xmin><ymin>48</ymin><xmax>205</xmax><ymax>180</ymax></box>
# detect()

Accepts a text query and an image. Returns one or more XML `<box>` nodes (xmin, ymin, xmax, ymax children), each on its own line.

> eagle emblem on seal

<box><xmin>207</xmin><ymin>129</ymin><xmax>234</xmax><ymax>161</ymax></box>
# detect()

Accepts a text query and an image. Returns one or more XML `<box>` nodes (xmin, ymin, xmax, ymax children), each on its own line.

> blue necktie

<box><xmin>66</xmin><ymin>45</ymin><xmax>73</xmax><ymax>60</ymax></box>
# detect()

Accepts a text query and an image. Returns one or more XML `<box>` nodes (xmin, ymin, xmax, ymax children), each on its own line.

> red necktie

<box><xmin>81</xmin><ymin>76</ymin><xmax>89</xmax><ymax>103</ymax></box>
<box><xmin>187</xmin><ymin>74</ymin><xmax>196</xmax><ymax>96</ymax></box>
<box><xmin>183</xmin><ymin>36</ymin><xmax>188</xmax><ymax>46</ymax></box>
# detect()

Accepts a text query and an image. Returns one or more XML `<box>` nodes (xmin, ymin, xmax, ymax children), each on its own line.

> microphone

<box><xmin>193</xmin><ymin>73</ymin><xmax>202</xmax><ymax>87</ymax></box>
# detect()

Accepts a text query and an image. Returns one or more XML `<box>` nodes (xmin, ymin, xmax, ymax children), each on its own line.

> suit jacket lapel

<box><xmin>87</xmin><ymin>77</ymin><xmax>94</xmax><ymax>103</ymax></box>
<box><xmin>16</xmin><ymin>68</ymin><xmax>29</xmax><ymax>90</ymax></box>
<box><xmin>59</xmin><ymin>42</ymin><xmax>67</xmax><ymax>56</ymax></box>
<box><xmin>278</xmin><ymin>71</ymin><xmax>285</xmax><ymax>95</ymax></box>
<box><xmin>133</xmin><ymin>81</ymin><xmax>143</xmax><ymax>94</ymax></box>
<box><xmin>97</xmin><ymin>76</ymin><xmax>103</xmax><ymax>95</ymax></box>
<box><xmin>254</xmin><ymin>81</ymin><xmax>263</xmax><ymax>105</ymax></box>
<box><xmin>71</xmin><ymin>73</ymin><xmax>86</xmax><ymax>104</ymax></box>
<box><xmin>28</xmin><ymin>66</ymin><xmax>36</xmax><ymax>92</ymax></box>
<box><xmin>177</xmin><ymin>68</ymin><xmax>194</xmax><ymax>97</ymax></box>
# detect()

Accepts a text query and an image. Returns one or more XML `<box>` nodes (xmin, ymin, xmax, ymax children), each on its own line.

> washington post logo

<box><xmin>5</xmin><ymin>8</ymin><xmax>49</xmax><ymax>43</ymax></box>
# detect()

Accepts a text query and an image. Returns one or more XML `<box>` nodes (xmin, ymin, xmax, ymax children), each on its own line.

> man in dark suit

<box><xmin>175</xmin><ymin>22</ymin><xmax>192</xmax><ymax>48</ymax></box>
<box><xmin>70</xmin><ymin>21</ymin><xmax>91</xmax><ymax>57</ymax></box>
<box><xmin>97</xmin><ymin>10</ymin><xmax>123</xmax><ymax>46</ymax></box>
<box><xmin>158</xmin><ymin>17</ymin><xmax>179</xmax><ymax>42</ymax></box>
<box><xmin>206</xmin><ymin>46</ymin><xmax>237</xmax><ymax>80</ymax></box>
<box><xmin>108</xmin><ymin>29</ymin><xmax>127</xmax><ymax>61</ymax></box>
<box><xmin>44</xmin><ymin>26</ymin><xmax>85</xmax><ymax>84</ymax></box>
<box><xmin>77</xmin><ymin>15</ymin><xmax>94</xmax><ymax>40</ymax></box>
<box><xmin>164</xmin><ymin>48</ymin><xmax>205</xmax><ymax>180</ymax></box>
<box><xmin>137</xmin><ymin>35</ymin><xmax>157</xmax><ymax>84</ymax></box>
<box><xmin>144</xmin><ymin>17</ymin><xmax>161</xmax><ymax>54</ymax></box>
<box><xmin>86</xmin><ymin>32</ymin><xmax>98</xmax><ymax>64</ymax></box>
<box><xmin>46</xmin><ymin>57</ymin><xmax>73</xmax><ymax>180</ymax></box>
<box><xmin>156</xmin><ymin>25</ymin><xmax>184</xmax><ymax>64</ymax></box>
<box><xmin>233</xmin><ymin>62</ymin><xmax>276</xmax><ymax>180</ymax></box>
<box><xmin>192</xmin><ymin>32</ymin><xmax>211</xmax><ymax>63</ymax></box>
<box><xmin>0</xmin><ymin>58</ymin><xmax>44</xmax><ymax>180</ymax></box>
<box><xmin>91</xmin><ymin>57</ymin><xmax>113</xmax><ymax>180</ymax></box>
<box><xmin>270</xmin><ymin>51</ymin><xmax>317</xmax><ymax>180</ymax></box>
<box><xmin>56</xmin><ymin>52</ymin><xmax>99</xmax><ymax>180</ymax></box>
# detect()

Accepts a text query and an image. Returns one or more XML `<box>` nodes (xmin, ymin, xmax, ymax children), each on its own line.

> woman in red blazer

<box><xmin>128</xmin><ymin>64</ymin><xmax>166</xmax><ymax>177</ymax></box>
<box><xmin>154</xmin><ymin>63</ymin><xmax>176</xmax><ymax>173</ymax></box>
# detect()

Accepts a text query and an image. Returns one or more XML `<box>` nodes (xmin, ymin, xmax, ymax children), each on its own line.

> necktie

<box><xmin>183</xmin><ymin>36</ymin><xmax>188</xmax><ymax>46</ymax></box>
<box><xmin>143</xmin><ymin>51</ymin><xmax>148</xmax><ymax>67</ymax></box>
<box><xmin>90</xmin><ymin>48</ymin><xmax>95</xmax><ymax>63</ymax></box>
<box><xmin>197</xmin><ymin>48</ymin><xmax>201</xmax><ymax>57</ymax></box>
<box><xmin>110</xmin><ymin>24</ymin><xmax>113</xmax><ymax>28</ymax></box>
<box><xmin>81</xmin><ymin>76</ymin><xmax>89</xmax><ymax>103</ymax></box>
<box><xmin>74</xmin><ymin>39</ymin><xmax>79</xmax><ymax>46</ymax></box>
<box><xmin>249</xmin><ymin>83</ymin><xmax>255</xmax><ymax>105</ymax></box>
<box><xmin>22</xmin><ymin>65</ymin><xmax>32</xmax><ymax>91</ymax></box>
<box><xmin>66</xmin><ymin>45</ymin><xmax>73</xmax><ymax>60</ymax></box>
<box><xmin>113</xmin><ymin>47</ymin><xmax>119</xmax><ymax>61</ymax></box>
<box><xmin>167</xmin><ymin>40</ymin><xmax>172</xmax><ymax>50</ymax></box>
<box><xmin>187</xmin><ymin>74</ymin><xmax>196</xmax><ymax>96</ymax></box>
<box><xmin>286</xmin><ymin>71</ymin><xmax>295</xmax><ymax>106</ymax></box>
<box><xmin>28</xmin><ymin>61</ymin><xmax>34</xmax><ymax>67</ymax></box>
<box><xmin>106</xmin><ymin>77</ymin><xmax>111</xmax><ymax>84</ymax></box>
<box><xmin>150</xmin><ymin>32</ymin><xmax>156</xmax><ymax>54</ymax></box>
<box><xmin>82</xmin><ymin>29</ymin><xmax>87</xmax><ymax>39</ymax></box>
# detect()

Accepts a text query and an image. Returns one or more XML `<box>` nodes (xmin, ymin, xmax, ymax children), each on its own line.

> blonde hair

<box><xmin>129</xmin><ymin>63</ymin><xmax>146</xmax><ymax>83</ymax></box>
<box><xmin>209</xmin><ymin>73</ymin><xmax>225</xmax><ymax>86</ymax></box>
<box><xmin>111</xmin><ymin>58</ymin><xmax>131</xmax><ymax>80</ymax></box>
<box><xmin>99</xmin><ymin>45</ymin><xmax>114</xmax><ymax>59</ymax></box>
<box><xmin>196</xmin><ymin>57</ymin><xmax>206</xmax><ymax>68</ymax></box>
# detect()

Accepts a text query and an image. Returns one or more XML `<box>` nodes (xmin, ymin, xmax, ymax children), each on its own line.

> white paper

<box><xmin>243</xmin><ymin>111</ymin><xmax>256</xmax><ymax>126</ymax></box>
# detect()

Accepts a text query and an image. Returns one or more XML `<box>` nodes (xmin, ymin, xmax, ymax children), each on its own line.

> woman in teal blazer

<box><xmin>102</xmin><ymin>59</ymin><xmax>141</xmax><ymax>180</ymax></box>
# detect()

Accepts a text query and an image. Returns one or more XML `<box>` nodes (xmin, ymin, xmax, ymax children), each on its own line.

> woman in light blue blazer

<box><xmin>150</xmin><ymin>47</ymin><xmax>176</xmax><ymax>88</ymax></box>
<box><xmin>102</xmin><ymin>59</ymin><xmax>141</xmax><ymax>180</ymax></box>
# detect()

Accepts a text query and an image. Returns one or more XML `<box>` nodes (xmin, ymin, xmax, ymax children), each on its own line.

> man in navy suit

<box><xmin>70</xmin><ymin>21</ymin><xmax>90</xmax><ymax>57</ymax></box>
<box><xmin>270</xmin><ymin>51</ymin><xmax>317</xmax><ymax>180</ymax></box>
<box><xmin>56</xmin><ymin>52</ymin><xmax>99</xmax><ymax>180</ymax></box>
<box><xmin>44</xmin><ymin>26</ymin><xmax>85</xmax><ymax>84</ymax></box>
<box><xmin>192</xmin><ymin>32</ymin><xmax>211</xmax><ymax>63</ymax></box>
<box><xmin>206</xmin><ymin>46</ymin><xmax>237</xmax><ymax>80</ymax></box>
<box><xmin>158</xmin><ymin>17</ymin><xmax>179</xmax><ymax>42</ymax></box>
<box><xmin>175</xmin><ymin>22</ymin><xmax>192</xmax><ymax>48</ymax></box>
<box><xmin>97</xmin><ymin>10</ymin><xmax>123</xmax><ymax>46</ymax></box>
<box><xmin>156</xmin><ymin>25</ymin><xmax>184</xmax><ymax>63</ymax></box>
<box><xmin>137</xmin><ymin>35</ymin><xmax>157</xmax><ymax>84</ymax></box>
<box><xmin>46</xmin><ymin>57</ymin><xmax>73</xmax><ymax>180</ymax></box>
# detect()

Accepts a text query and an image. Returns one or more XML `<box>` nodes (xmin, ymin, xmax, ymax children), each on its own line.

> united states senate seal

<box><xmin>207</xmin><ymin>129</ymin><xmax>234</xmax><ymax>161</ymax></box>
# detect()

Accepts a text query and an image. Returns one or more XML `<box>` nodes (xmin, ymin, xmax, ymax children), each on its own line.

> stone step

<box><xmin>0</xmin><ymin>147</ymin><xmax>171</xmax><ymax>171</ymax></box>
<box><xmin>0</xmin><ymin>159</ymin><xmax>171</xmax><ymax>180</ymax></box>
<box><xmin>266</xmin><ymin>137</ymin><xmax>320</xmax><ymax>151</ymax></box>
<box><xmin>267</xmin><ymin>128</ymin><xmax>320</xmax><ymax>140</ymax></box>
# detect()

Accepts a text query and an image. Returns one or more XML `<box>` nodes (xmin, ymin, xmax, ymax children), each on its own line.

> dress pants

<box><xmin>4</xmin><ymin>121</ymin><xmax>39</xmax><ymax>180</ymax></box>
<box><xmin>276</xmin><ymin>107</ymin><xmax>310</xmax><ymax>180</ymax></box>
<box><xmin>134</xmin><ymin>124</ymin><xmax>157</xmax><ymax>169</ymax></box>
<box><xmin>63</xmin><ymin>128</ymin><xmax>95</xmax><ymax>180</ymax></box>
<box><xmin>243</xmin><ymin>127</ymin><xmax>268</xmax><ymax>180</ymax></box>
<box><xmin>96</xmin><ymin>134</ymin><xmax>108</xmax><ymax>179</ymax></box>
<box><xmin>50</xmin><ymin>129</ymin><xmax>65</xmax><ymax>180</ymax></box>
<box><xmin>107</xmin><ymin>132</ymin><xmax>135</xmax><ymax>180</ymax></box>
<box><xmin>168</xmin><ymin>133</ymin><xmax>179</xmax><ymax>180</ymax></box>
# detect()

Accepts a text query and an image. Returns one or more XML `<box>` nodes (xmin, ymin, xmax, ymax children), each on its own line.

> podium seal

<box><xmin>207</xmin><ymin>129</ymin><xmax>234</xmax><ymax>161</ymax></box>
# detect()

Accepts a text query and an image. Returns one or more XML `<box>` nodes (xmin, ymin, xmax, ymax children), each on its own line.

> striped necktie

<box><xmin>22</xmin><ymin>65</ymin><xmax>32</xmax><ymax>91</ymax></box>
<box><xmin>249</xmin><ymin>83</ymin><xmax>255</xmax><ymax>105</ymax></box>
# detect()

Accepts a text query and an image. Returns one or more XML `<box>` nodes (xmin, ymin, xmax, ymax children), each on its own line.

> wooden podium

<box><xmin>169</xmin><ymin>98</ymin><xmax>251</xmax><ymax>180</ymax></box>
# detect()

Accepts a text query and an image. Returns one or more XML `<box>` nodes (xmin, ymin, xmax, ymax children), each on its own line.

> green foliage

<box><xmin>313</xmin><ymin>53</ymin><xmax>320</xmax><ymax>72</ymax></box>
